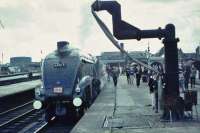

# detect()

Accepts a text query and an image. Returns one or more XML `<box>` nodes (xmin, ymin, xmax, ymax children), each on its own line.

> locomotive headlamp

<box><xmin>73</xmin><ymin>97</ymin><xmax>82</xmax><ymax>107</ymax></box>
<box><xmin>35</xmin><ymin>88</ymin><xmax>41</xmax><ymax>96</ymax></box>
<box><xmin>75</xmin><ymin>86</ymin><xmax>81</xmax><ymax>93</ymax></box>
<box><xmin>33</xmin><ymin>100</ymin><xmax>42</xmax><ymax>109</ymax></box>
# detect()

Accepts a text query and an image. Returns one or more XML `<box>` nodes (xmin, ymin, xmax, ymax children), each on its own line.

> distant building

<box><xmin>99</xmin><ymin>51</ymin><xmax>148</xmax><ymax>66</ymax></box>
<box><xmin>10</xmin><ymin>57</ymin><xmax>32</xmax><ymax>72</ymax></box>
<box><xmin>154</xmin><ymin>46</ymin><xmax>200</xmax><ymax>61</ymax></box>
<box><xmin>10</xmin><ymin>57</ymin><xmax>32</xmax><ymax>66</ymax></box>
<box><xmin>28</xmin><ymin>62</ymin><xmax>41</xmax><ymax>72</ymax></box>
<box><xmin>100</xmin><ymin>51</ymin><xmax>124</xmax><ymax>64</ymax></box>
<box><xmin>182</xmin><ymin>53</ymin><xmax>197</xmax><ymax>60</ymax></box>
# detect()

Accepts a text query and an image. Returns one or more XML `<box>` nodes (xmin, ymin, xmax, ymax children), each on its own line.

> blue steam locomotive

<box><xmin>33</xmin><ymin>41</ymin><xmax>106</xmax><ymax>122</ymax></box>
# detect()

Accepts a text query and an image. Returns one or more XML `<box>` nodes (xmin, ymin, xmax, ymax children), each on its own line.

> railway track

<box><xmin>33</xmin><ymin>120</ymin><xmax>74</xmax><ymax>133</ymax></box>
<box><xmin>0</xmin><ymin>101</ymin><xmax>42</xmax><ymax>132</ymax></box>
<box><xmin>0</xmin><ymin>101</ymin><xmax>33</xmax><ymax>117</ymax></box>
<box><xmin>0</xmin><ymin>101</ymin><xmax>78</xmax><ymax>132</ymax></box>
<box><xmin>0</xmin><ymin>109</ymin><xmax>44</xmax><ymax>132</ymax></box>
<box><xmin>0</xmin><ymin>108</ymin><xmax>43</xmax><ymax>132</ymax></box>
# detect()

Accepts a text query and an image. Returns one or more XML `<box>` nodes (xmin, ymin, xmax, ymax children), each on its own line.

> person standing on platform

<box><xmin>125</xmin><ymin>66</ymin><xmax>131</xmax><ymax>84</ymax></box>
<box><xmin>111</xmin><ymin>66</ymin><xmax>120</xmax><ymax>87</ymax></box>
<box><xmin>190</xmin><ymin>65</ymin><xmax>197</xmax><ymax>88</ymax></box>
<box><xmin>135</xmin><ymin>65</ymin><xmax>142</xmax><ymax>88</ymax></box>
<box><xmin>148</xmin><ymin>74</ymin><xmax>158</xmax><ymax>112</ymax></box>
<box><xmin>198</xmin><ymin>69</ymin><xmax>200</xmax><ymax>80</ymax></box>
<box><xmin>184</xmin><ymin>65</ymin><xmax>191</xmax><ymax>90</ymax></box>
<box><xmin>142</xmin><ymin>68</ymin><xmax>148</xmax><ymax>83</ymax></box>
<box><xmin>106</xmin><ymin>65</ymin><xmax>112</xmax><ymax>82</ymax></box>
<box><xmin>129</xmin><ymin>66</ymin><xmax>135</xmax><ymax>85</ymax></box>
<box><xmin>148</xmin><ymin>75</ymin><xmax>154</xmax><ymax>106</ymax></box>
<box><xmin>179</xmin><ymin>64</ymin><xmax>185</xmax><ymax>93</ymax></box>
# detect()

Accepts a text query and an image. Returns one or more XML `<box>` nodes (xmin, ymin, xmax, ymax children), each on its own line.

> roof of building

<box><xmin>100</xmin><ymin>51</ymin><xmax>147</xmax><ymax>60</ymax></box>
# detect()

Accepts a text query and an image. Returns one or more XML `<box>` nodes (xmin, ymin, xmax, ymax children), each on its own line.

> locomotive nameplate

<box><xmin>53</xmin><ymin>62</ymin><xmax>66</xmax><ymax>68</ymax></box>
<box><xmin>53</xmin><ymin>87</ymin><xmax>63</xmax><ymax>93</ymax></box>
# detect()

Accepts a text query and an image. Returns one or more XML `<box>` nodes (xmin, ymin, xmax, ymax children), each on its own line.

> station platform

<box><xmin>71</xmin><ymin>76</ymin><xmax>200</xmax><ymax>133</ymax></box>
<box><xmin>0</xmin><ymin>80</ymin><xmax>41</xmax><ymax>98</ymax></box>
<box><xmin>0</xmin><ymin>75</ymin><xmax>27</xmax><ymax>81</ymax></box>
<box><xmin>0</xmin><ymin>73</ymin><xmax>40</xmax><ymax>81</ymax></box>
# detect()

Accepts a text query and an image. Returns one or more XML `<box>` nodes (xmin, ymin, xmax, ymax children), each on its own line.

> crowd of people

<box><xmin>179</xmin><ymin>63</ymin><xmax>197</xmax><ymax>92</ymax></box>
<box><xmin>125</xmin><ymin>65</ymin><xmax>144</xmax><ymax>87</ymax></box>
<box><xmin>106</xmin><ymin>64</ymin><xmax>148</xmax><ymax>88</ymax></box>
<box><xmin>105</xmin><ymin>62</ymin><xmax>198</xmax><ymax>115</ymax></box>
<box><xmin>106</xmin><ymin>63</ymin><xmax>159</xmax><ymax>112</ymax></box>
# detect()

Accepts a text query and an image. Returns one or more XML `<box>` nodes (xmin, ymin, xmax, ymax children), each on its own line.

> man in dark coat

<box><xmin>135</xmin><ymin>66</ymin><xmax>142</xmax><ymax>87</ymax></box>
<box><xmin>106</xmin><ymin>65</ymin><xmax>112</xmax><ymax>82</ymax></box>
<box><xmin>148</xmin><ymin>75</ymin><xmax>154</xmax><ymax>94</ymax></box>
<box><xmin>111</xmin><ymin>66</ymin><xmax>120</xmax><ymax>87</ymax></box>
<box><xmin>125</xmin><ymin>66</ymin><xmax>131</xmax><ymax>84</ymax></box>
<box><xmin>148</xmin><ymin>74</ymin><xmax>158</xmax><ymax>112</ymax></box>
<box><xmin>184</xmin><ymin>65</ymin><xmax>191</xmax><ymax>90</ymax></box>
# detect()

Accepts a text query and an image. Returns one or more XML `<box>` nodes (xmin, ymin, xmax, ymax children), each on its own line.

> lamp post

<box><xmin>0</xmin><ymin>19</ymin><xmax>5</xmax><ymax>64</ymax></box>
<box><xmin>0</xmin><ymin>19</ymin><xmax>4</xmax><ymax>29</ymax></box>
<box><xmin>1</xmin><ymin>52</ymin><xmax>3</xmax><ymax>65</ymax></box>
<box><xmin>147</xmin><ymin>42</ymin><xmax>150</xmax><ymax>71</ymax></box>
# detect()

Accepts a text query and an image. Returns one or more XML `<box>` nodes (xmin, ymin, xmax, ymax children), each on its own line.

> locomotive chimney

<box><xmin>57</xmin><ymin>41</ymin><xmax>69</xmax><ymax>53</ymax></box>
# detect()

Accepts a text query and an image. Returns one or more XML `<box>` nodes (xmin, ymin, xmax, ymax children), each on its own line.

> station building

<box><xmin>10</xmin><ymin>57</ymin><xmax>32</xmax><ymax>72</ymax></box>
<box><xmin>99</xmin><ymin>51</ymin><xmax>164</xmax><ymax>67</ymax></box>
<box><xmin>9</xmin><ymin>57</ymin><xmax>40</xmax><ymax>73</ymax></box>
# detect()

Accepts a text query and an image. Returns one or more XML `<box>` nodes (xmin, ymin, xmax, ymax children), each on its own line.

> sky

<box><xmin>0</xmin><ymin>0</ymin><xmax>200</xmax><ymax>63</ymax></box>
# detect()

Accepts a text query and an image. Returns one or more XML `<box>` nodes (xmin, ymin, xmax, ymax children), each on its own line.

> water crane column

<box><xmin>91</xmin><ymin>0</ymin><xmax>180</xmax><ymax>120</ymax></box>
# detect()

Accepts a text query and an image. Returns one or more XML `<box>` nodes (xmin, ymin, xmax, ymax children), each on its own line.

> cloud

<box><xmin>0</xmin><ymin>0</ymin><xmax>200</xmax><ymax>63</ymax></box>
<box><xmin>116</xmin><ymin>0</ymin><xmax>200</xmax><ymax>52</ymax></box>
<box><xmin>141</xmin><ymin>0</ymin><xmax>181</xmax><ymax>3</ymax></box>
<box><xmin>0</xmin><ymin>0</ymin><xmax>85</xmax><ymax>62</ymax></box>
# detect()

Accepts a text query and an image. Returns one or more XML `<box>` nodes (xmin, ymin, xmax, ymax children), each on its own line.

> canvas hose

<box><xmin>91</xmin><ymin>9</ymin><xmax>160</xmax><ymax>74</ymax></box>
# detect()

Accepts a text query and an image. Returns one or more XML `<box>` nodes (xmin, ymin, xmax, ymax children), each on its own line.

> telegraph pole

<box><xmin>147</xmin><ymin>41</ymin><xmax>150</xmax><ymax>68</ymax></box>
<box><xmin>0</xmin><ymin>19</ymin><xmax>4</xmax><ymax>29</ymax></box>
<box><xmin>0</xmin><ymin>19</ymin><xmax>4</xmax><ymax>64</ymax></box>
<box><xmin>147</xmin><ymin>41</ymin><xmax>151</xmax><ymax>76</ymax></box>
<box><xmin>1</xmin><ymin>52</ymin><xmax>3</xmax><ymax>64</ymax></box>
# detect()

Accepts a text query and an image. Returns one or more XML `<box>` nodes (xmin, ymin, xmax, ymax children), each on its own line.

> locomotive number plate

<box><xmin>53</xmin><ymin>87</ymin><xmax>63</xmax><ymax>93</ymax></box>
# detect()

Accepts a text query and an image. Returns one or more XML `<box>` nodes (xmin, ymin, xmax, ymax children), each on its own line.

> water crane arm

<box><xmin>92</xmin><ymin>0</ymin><xmax>165</xmax><ymax>40</ymax></box>
<box><xmin>91</xmin><ymin>1</ymin><xmax>159</xmax><ymax>74</ymax></box>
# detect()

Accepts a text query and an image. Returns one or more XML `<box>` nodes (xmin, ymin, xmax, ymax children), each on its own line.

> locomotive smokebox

<box><xmin>57</xmin><ymin>41</ymin><xmax>69</xmax><ymax>53</ymax></box>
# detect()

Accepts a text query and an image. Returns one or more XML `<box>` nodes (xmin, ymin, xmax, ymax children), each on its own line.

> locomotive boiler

<box><xmin>33</xmin><ymin>41</ymin><xmax>105</xmax><ymax>122</ymax></box>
